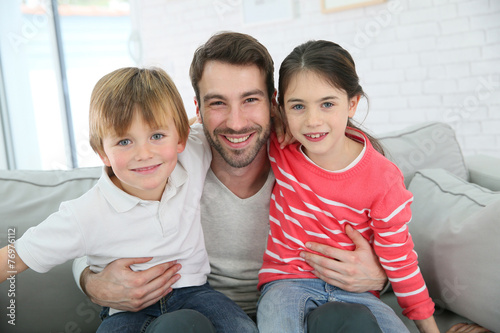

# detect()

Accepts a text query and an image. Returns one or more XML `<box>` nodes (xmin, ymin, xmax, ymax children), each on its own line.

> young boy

<box><xmin>0</xmin><ymin>67</ymin><xmax>257</xmax><ymax>333</ymax></box>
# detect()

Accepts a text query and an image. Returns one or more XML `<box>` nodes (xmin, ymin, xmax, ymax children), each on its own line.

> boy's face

<box><xmin>195</xmin><ymin>61</ymin><xmax>273</xmax><ymax>168</ymax></box>
<box><xmin>99</xmin><ymin>111</ymin><xmax>185</xmax><ymax>201</ymax></box>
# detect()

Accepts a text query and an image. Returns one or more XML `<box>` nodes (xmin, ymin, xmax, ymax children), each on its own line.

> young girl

<box><xmin>257</xmin><ymin>41</ymin><xmax>439</xmax><ymax>333</ymax></box>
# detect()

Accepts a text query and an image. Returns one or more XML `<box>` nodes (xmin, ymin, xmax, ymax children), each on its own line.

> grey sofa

<box><xmin>1</xmin><ymin>122</ymin><xmax>499</xmax><ymax>332</ymax></box>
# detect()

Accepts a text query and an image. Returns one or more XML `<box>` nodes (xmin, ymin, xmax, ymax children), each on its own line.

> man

<box><xmin>75</xmin><ymin>32</ymin><xmax>387</xmax><ymax>332</ymax></box>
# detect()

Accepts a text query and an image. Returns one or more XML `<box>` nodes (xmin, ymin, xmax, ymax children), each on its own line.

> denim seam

<box><xmin>139</xmin><ymin>316</ymin><xmax>155</xmax><ymax>333</ymax></box>
<box><xmin>299</xmin><ymin>293</ymin><xmax>312</xmax><ymax>333</ymax></box>
<box><xmin>159</xmin><ymin>289</ymin><xmax>173</xmax><ymax>314</ymax></box>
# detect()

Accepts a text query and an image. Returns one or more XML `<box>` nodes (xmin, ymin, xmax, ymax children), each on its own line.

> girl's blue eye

<box><xmin>152</xmin><ymin>133</ymin><xmax>164</xmax><ymax>140</ymax></box>
<box><xmin>118</xmin><ymin>139</ymin><xmax>131</xmax><ymax>146</ymax></box>
<box><xmin>292</xmin><ymin>104</ymin><xmax>304</xmax><ymax>110</ymax></box>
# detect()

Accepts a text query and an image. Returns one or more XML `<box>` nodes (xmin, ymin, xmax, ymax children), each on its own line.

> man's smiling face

<box><xmin>196</xmin><ymin>61</ymin><xmax>271</xmax><ymax>168</ymax></box>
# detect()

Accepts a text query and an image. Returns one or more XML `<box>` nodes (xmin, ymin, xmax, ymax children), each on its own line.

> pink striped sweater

<box><xmin>258</xmin><ymin>129</ymin><xmax>435</xmax><ymax>320</ymax></box>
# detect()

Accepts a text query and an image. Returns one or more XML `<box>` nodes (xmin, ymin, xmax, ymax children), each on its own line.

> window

<box><xmin>0</xmin><ymin>0</ymin><xmax>134</xmax><ymax>170</ymax></box>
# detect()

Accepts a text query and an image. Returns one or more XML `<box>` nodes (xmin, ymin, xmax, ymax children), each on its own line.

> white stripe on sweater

<box><xmin>394</xmin><ymin>283</ymin><xmax>427</xmax><ymax>297</ymax></box>
<box><xmin>378</xmin><ymin>225</ymin><xmax>407</xmax><ymax>237</ymax></box>
<box><xmin>259</xmin><ymin>268</ymin><xmax>294</xmax><ymax>275</ymax></box>
<box><xmin>389</xmin><ymin>267</ymin><xmax>421</xmax><ymax>283</ymax></box>
<box><xmin>379</xmin><ymin>254</ymin><xmax>408</xmax><ymax>263</ymax></box>
<box><xmin>264</xmin><ymin>249</ymin><xmax>303</xmax><ymax>263</ymax></box>
<box><xmin>374</xmin><ymin>240</ymin><xmax>407</xmax><ymax>248</ymax></box>
<box><xmin>378</xmin><ymin>198</ymin><xmax>413</xmax><ymax>222</ymax></box>
<box><xmin>381</xmin><ymin>261</ymin><xmax>416</xmax><ymax>271</ymax></box>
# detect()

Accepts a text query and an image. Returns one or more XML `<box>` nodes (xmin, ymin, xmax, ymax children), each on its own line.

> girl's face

<box><xmin>282</xmin><ymin>71</ymin><xmax>361</xmax><ymax>170</ymax></box>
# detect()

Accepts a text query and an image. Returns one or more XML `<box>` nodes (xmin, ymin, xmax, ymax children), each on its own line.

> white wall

<box><xmin>135</xmin><ymin>0</ymin><xmax>500</xmax><ymax>158</ymax></box>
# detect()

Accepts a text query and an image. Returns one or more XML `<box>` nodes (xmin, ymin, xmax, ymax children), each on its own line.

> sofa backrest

<box><xmin>378</xmin><ymin>122</ymin><xmax>469</xmax><ymax>187</ymax></box>
<box><xmin>0</xmin><ymin>167</ymin><xmax>102</xmax><ymax>332</ymax></box>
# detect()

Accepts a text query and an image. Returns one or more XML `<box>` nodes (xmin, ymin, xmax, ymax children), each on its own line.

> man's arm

<box><xmin>300</xmin><ymin>225</ymin><xmax>387</xmax><ymax>293</ymax></box>
<box><xmin>75</xmin><ymin>257</ymin><xmax>181</xmax><ymax>312</ymax></box>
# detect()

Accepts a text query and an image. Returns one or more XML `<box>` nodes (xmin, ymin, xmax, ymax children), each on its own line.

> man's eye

<box><xmin>211</xmin><ymin>101</ymin><xmax>224</xmax><ymax>106</ymax></box>
<box><xmin>152</xmin><ymin>133</ymin><xmax>164</xmax><ymax>140</ymax></box>
<box><xmin>118</xmin><ymin>139</ymin><xmax>131</xmax><ymax>146</ymax></box>
<box><xmin>246</xmin><ymin>97</ymin><xmax>257</xmax><ymax>103</ymax></box>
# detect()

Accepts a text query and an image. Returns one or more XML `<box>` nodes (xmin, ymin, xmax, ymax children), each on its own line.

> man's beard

<box><xmin>202</xmin><ymin>124</ymin><xmax>271</xmax><ymax>168</ymax></box>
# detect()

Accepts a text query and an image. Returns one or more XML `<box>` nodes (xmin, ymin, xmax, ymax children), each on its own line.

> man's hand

<box><xmin>189</xmin><ymin>116</ymin><xmax>201</xmax><ymax>126</ymax></box>
<box><xmin>81</xmin><ymin>257</ymin><xmax>181</xmax><ymax>312</ymax></box>
<box><xmin>300</xmin><ymin>225</ymin><xmax>387</xmax><ymax>293</ymax></box>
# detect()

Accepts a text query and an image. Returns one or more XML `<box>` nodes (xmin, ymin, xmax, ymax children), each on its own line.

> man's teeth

<box><xmin>226</xmin><ymin>135</ymin><xmax>250</xmax><ymax>143</ymax></box>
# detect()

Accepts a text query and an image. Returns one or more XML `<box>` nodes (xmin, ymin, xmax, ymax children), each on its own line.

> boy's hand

<box><xmin>81</xmin><ymin>257</ymin><xmax>181</xmax><ymax>312</ymax></box>
<box><xmin>300</xmin><ymin>225</ymin><xmax>387</xmax><ymax>293</ymax></box>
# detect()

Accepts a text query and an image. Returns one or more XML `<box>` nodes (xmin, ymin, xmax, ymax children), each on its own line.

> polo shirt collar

<box><xmin>97</xmin><ymin>165</ymin><xmax>188</xmax><ymax>213</ymax></box>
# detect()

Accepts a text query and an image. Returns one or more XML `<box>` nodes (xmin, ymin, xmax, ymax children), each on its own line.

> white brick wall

<box><xmin>134</xmin><ymin>0</ymin><xmax>500</xmax><ymax>158</ymax></box>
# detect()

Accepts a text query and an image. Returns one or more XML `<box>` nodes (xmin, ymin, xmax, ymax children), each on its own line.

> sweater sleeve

<box><xmin>370</xmin><ymin>178</ymin><xmax>435</xmax><ymax>320</ymax></box>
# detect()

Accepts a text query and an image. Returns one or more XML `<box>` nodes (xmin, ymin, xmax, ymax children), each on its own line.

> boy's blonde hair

<box><xmin>89</xmin><ymin>67</ymin><xmax>189</xmax><ymax>154</ymax></box>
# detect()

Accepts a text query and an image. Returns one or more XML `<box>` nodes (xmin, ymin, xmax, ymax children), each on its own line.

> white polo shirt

<box><xmin>15</xmin><ymin>124</ymin><xmax>211</xmax><ymax>289</ymax></box>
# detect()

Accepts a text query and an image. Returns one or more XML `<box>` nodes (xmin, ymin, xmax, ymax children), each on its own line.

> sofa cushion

<box><xmin>407</xmin><ymin>168</ymin><xmax>500</xmax><ymax>332</ymax></box>
<box><xmin>0</xmin><ymin>167</ymin><xmax>102</xmax><ymax>332</ymax></box>
<box><xmin>379</xmin><ymin>122</ymin><xmax>468</xmax><ymax>187</ymax></box>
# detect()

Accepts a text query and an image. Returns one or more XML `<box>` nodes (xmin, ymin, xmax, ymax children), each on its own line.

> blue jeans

<box><xmin>257</xmin><ymin>279</ymin><xmax>409</xmax><ymax>333</ymax></box>
<box><xmin>97</xmin><ymin>283</ymin><xmax>257</xmax><ymax>333</ymax></box>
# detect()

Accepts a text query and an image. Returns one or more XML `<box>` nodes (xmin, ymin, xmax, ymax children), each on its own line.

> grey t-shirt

<box><xmin>201</xmin><ymin>168</ymin><xmax>274</xmax><ymax>315</ymax></box>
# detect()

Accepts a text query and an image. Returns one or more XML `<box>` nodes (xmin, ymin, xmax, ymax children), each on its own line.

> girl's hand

<box><xmin>414</xmin><ymin>316</ymin><xmax>439</xmax><ymax>333</ymax></box>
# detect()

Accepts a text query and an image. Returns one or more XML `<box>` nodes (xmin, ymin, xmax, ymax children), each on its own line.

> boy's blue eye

<box><xmin>152</xmin><ymin>133</ymin><xmax>164</xmax><ymax>140</ymax></box>
<box><xmin>322</xmin><ymin>102</ymin><xmax>333</xmax><ymax>108</ymax></box>
<box><xmin>118</xmin><ymin>139</ymin><xmax>131</xmax><ymax>146</ymax></box>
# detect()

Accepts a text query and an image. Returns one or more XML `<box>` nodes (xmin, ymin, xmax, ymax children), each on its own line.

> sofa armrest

<box><xmin>465</xmin><ymin>154</ymin><xmax>500</xmax><ymax>191</ymax></box>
